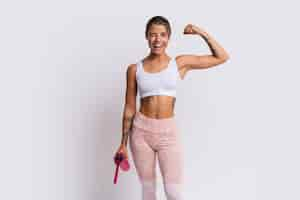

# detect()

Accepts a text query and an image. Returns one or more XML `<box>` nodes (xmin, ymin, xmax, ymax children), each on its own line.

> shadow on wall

<box><xmin>62</xmin><ymin>80</ymin><xmax>139</xmax><ymax>200</ymax></box>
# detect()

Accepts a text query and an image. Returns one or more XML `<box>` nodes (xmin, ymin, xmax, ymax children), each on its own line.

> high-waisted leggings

<box><xmin>129</xmin><ymin>111</ymin><xmax>184</xmax><ymax>200</ymax></box>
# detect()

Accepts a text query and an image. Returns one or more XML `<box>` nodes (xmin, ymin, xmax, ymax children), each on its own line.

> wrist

<box><xmin>198</xmin><ymin>31</ymin><xmax>209</xmax><ymax>39</ymax></box>
<box><xmin>121</xmin><ymin>142</ymin><xmax>127</xmax><ymax>148</ymax></box>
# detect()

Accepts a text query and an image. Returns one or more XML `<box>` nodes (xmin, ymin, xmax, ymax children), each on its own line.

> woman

<box><xmin>114</xmin><ymin>16</ymin><xmax>230</xmax><ymax>200</ymax></box>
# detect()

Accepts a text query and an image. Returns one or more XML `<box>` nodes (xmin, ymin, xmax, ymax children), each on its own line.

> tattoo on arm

<box><xmin>121</xmin><ymin>114</ymin><xmax>135</xmax><ymax>146</ymax></box>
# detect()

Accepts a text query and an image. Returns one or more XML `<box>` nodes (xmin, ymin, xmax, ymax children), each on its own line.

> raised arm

<box><xmin>176</xmin><ymin>24</ymin><xmax>230</xmax><ymax>73</ymax></box>
<box><xmin>120</xmin><ymin>64</ymin><xmax>137</xmax><ymax>147</ymax></box>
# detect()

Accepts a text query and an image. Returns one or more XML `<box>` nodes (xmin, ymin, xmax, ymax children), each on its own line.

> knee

<box><xmin>164</xmin><ymin>183</ymin><xmax>183</xmax><ymax>200</ymax></box>
<box><xmin>141</xmin><ymin>180</ymin><xmax>156</xmax><ymax>200</ymax></box>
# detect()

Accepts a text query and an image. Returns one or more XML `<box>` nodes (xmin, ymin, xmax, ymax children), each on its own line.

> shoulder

<box><xmin>174</xmin><ymin>55</ymin><xmax>188</xmax><ymax>71</ymax></box>
<box><xmin>127</xmin><ymin>63</ymin><xmax>137</xmax><ymax>73</ymax></box>
<box><xmin>126</xmin><ymin>63</ymin><xmax>138</xmax><ymax>79</ymax></box>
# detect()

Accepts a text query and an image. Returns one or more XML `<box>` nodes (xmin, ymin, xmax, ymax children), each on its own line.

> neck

<box><xmin>147</xmin><ymin>52</ymin><xmax>170</xmax><ymax>61</ymax></box>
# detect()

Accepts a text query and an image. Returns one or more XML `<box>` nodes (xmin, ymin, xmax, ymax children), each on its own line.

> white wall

<box><xmin>0</xmin><ymin>0</ymin><xmax>299</xmax><ymax>200</ymax></box>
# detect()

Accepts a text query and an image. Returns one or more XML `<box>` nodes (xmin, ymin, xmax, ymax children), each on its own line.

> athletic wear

<box><xmin>129</xmin><ymin>111</ymin><xmax>184</xmax><ymax>200</ymax></box>
<box><xmin>136</xmin><ymin>57</ymin><xmax>181</xmax><ymax>99</ymax></box>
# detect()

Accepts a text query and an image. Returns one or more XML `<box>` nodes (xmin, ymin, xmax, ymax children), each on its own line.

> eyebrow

<box><xmin>149</xmin><ymin>32</ymin><xmax>167</xmax><ymax>35</ymax></box>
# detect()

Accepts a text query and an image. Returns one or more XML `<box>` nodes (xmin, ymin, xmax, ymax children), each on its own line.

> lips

<box><xmin>153</xmin><ymin>45</ymin><xmax>162</xmax><ymax>50</ymax></box>
<box><xmin>153</xmin><ymin>43</ymin><xmax>162</xmax><ymax>47</ymax></box>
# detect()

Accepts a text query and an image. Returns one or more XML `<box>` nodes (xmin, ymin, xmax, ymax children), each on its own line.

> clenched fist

<box><xmin>183</xmin><ymin>24</ymin><xmax>207</xmax><ymax>37</ymax></box>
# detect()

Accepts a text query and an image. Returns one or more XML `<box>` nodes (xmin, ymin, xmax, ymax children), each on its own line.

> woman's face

<box><xmin>146</xmin><ymin>24</ymin><xmax>170</xmax><ymax>55</ymax></box>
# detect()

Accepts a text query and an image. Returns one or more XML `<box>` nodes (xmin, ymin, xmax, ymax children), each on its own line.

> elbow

<box><xmin>223</xmin><ymin>51</ymin><xmax>230</xmax><ymax>61</ymax></box>
<box><xmin>123</xmin><ymin>104</ymin><xmax>136</xmax><ymax>117</ymax></box>
<box><xmin>219</xmin><ymin>54</ymin><xmax>230</xmax><ymax>63</ymax></box>
<box><xmin>214</xmin><ymin>52</ymin><xmax>230</xmax><ymax>64</ymax></box>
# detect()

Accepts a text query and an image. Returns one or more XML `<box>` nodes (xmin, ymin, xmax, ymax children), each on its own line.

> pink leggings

<box><xmin>129</xmin><ymin>111</ymin><xmax>184</xmax><ymax>200</ymax></box>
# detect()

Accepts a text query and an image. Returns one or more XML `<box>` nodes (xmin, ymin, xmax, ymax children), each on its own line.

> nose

<box><xmin>154</xmin><ymin>38</ymin><xmax>161</xmax><ymax>43</ymax></box>
<box><xmin>154</xmin><ymin>35</ymin><xmax>162</xmax><ymax>41</ymax></box>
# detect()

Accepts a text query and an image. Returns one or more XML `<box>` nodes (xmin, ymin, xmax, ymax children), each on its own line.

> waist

<box><xmin>140</xmin><ymin>96</ymin><xmax>176</xmax><ymax>112</ymax></box>
<box><xmin>133</xmin><ymin>110</ymin><xmax>177</xmax><ymax>133</ymax></box>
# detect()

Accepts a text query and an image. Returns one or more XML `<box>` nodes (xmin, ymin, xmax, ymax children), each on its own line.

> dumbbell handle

<box><xmin>113</xmin><ymin>162</ymin><xmax>120</xmax><ymax>184</ymax></box>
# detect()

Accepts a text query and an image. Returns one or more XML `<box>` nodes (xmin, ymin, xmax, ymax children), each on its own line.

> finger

<box><xmin>184</xmin><ymin>28</ymin><xmax>192</xmax><ymax>34</ymax></box>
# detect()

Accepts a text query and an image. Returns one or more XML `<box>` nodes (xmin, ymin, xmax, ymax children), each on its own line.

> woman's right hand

<box><xmin>114</xmin><ymin>144</ymin><xmax>128</xmax><ymax>161</ymax></box>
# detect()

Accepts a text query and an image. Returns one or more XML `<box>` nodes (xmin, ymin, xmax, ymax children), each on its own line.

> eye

<box><xmin>161</xmin><ymin>32</ymin><xmax>169</xmax><ymax>38</ymax></box>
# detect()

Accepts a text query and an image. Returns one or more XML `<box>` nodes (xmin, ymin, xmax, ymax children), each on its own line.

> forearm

<box><xmin>199</xmin><ymin>32</ymin><xmax>230</xmax><ymax>60</ymax></box>
<box><xmin>121</xmin><ymin>107</ymin><xmax>136</xmax><ymax>147</ymax></box>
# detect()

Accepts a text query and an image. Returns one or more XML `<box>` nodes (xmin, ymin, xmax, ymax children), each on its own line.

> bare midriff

<box><xmin>139</xmin><ymin>95</ymin><xmax>176</xmax><ymax>119</ymax></box>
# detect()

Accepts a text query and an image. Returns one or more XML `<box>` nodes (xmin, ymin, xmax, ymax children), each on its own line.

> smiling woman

<box><xmin>114</xmin><ymin>15</ymin><xmax>230</xmax><ymax>200</ymax></box>
<box><xmin>145</xmin><ymin>17</ymin><xmax>171</xmax><ymax>56</ymax></box>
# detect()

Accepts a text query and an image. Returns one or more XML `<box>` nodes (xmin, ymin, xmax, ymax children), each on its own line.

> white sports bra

<box><xmin>136</xmin><ymin>57</ymin><xmax>181</xmax><ymax>99</ymax></box>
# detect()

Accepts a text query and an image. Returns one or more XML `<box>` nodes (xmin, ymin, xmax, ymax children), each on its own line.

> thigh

<box><xmin>157</xmin><ymin>126</ymin><xmax>184</xmax><ymax>184</ymax></box>
<box><xmin>129</xmin><ymin>126</ymin><xmax>157</xmax><ymax>182</ymax></box>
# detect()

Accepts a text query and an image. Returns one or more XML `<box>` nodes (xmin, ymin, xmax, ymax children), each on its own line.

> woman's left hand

<box><xmin>183</xmin><ymin>24</ymin><xmax>207</xmax><ymax>36</ymax></box>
